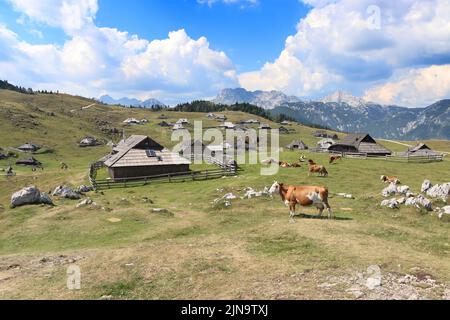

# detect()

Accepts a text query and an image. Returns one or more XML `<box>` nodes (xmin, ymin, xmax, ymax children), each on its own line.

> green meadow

<box><xmin>0</xmin><ymin>90</ymin><xmax>449</xmax><ymax>299</ymax></box>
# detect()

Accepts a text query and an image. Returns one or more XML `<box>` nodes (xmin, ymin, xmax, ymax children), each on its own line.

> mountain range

<box><xmin>99</xmin><ymin>95</ymin><xmax>165</xmax><ymax>108</ymax></box>
<box><xmin>213</xmin><ymin>88</ymin><xmax>450</xmax><ymax>140</ymax></box>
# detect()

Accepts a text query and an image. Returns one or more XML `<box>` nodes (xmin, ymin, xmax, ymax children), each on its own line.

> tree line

<box><xmin>172</xmin><ymin>100</ymin><xmax>302</xmax><ymax>124</ymax></box>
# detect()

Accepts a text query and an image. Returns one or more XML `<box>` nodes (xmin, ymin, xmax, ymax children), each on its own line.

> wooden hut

<box><xmin>399</xmin><ymin>143</ymin><xmax>441</xmax><ymax>157</ymax></box>
<box><xmin>17</xmin><ymin>142</ymin><xmax>40</xmax><ymax>153</ymax></box>
<box><xmin>328</xmin><ymin>133</ymin><xmax>391</xmax><ymax>156</ymax></box>
<box><xmin>103</xmin><ymin>135</ymin><xmax>190</xmax><ymax>180</ymax></box>
<box><xmin>16</xmin><ymin>156</ymin><xmax>41</xmax><ymax>166</ymax></box>
<box><xmin>285</xmin><ymin>140</ymin><xmax>308</xmax><ymax>150</ymax></box>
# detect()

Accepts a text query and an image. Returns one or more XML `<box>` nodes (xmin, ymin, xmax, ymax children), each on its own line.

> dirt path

<box><xmin>378</xmin><ymin>139</ymin><xmax>412</xmax><ymax>148</ymax></box>
<box><xmin>70</xmin><ymin>103</ymin><xmax>96</xmax><ymax>113</ymax></box>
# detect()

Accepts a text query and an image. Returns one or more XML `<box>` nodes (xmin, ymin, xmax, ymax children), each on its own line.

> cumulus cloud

<box><xmin>364</xmin><ymin>65</ymin><xmax>450</xmax><ymax>107</ymax></box>
<box><xmin>7</xmin><ymin>0</ymin><xmax>98</xmax><ymax>34</ymax></box>
<box><xmin>240</xmin><ymin>0</ymin><xmax>450</xmax><ymax>103</ymax></box>
<box><xmin>1</xmin><ymin>0</ymin><xmax>238</xmax><ymax>103</ymax></box>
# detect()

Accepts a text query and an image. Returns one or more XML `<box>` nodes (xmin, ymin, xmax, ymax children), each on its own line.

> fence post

<box><xmin>168</xmin><ymin>173</ymin><xmax>171</xmax><ymax>182</ymax></box>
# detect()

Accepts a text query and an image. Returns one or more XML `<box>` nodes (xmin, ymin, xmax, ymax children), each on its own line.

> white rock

<box><xmin>421</xmin><ymin>180</ymin><xmax>432</xmax><ymax>193</ymax></box>
<box><xmin>11</xmin><ymin>186</ymin><xmax>53</xmax><ymax>208</ymax></box>
<box><xmin>381</xmin><ymin>199</ymin><xmax>399</xmax><ymax>209</ymax></box>
<box><xmin>366</xmin><ymin>277</ymin><xmax>382</xmax><ymax>290</ymax></box>
<box><xmin>223</xmin><ymin>193</ymin><xmax>237</xmax><ymax>200</ymax></box>
<box><xmin>76</xmin><ymin>198</ymin><xmax>93</xmax><ymax>208</ymax></box>
<box><xmin>436</xmin><ymin>206</ymin><xmax>450</xmax><ymax>219</ymax></box>
<box><xmin>77</xmin><ymin>185</ymin><xmax>93</xmax><ymax>193</ymax></box>
<box><xmin>426</xmin><ymin>183</ymin><xmax>450</xmax><ymax>201</ymax></box>
<box><xmin>397</xmin><ymin>197</ymin><xmax>406</xmax><ymax>204</ymax></box>
<box><xmin>397</xmin><ymin>185</ymin><xmax>410</xmax><ymax>195</ymax></box>
<box><xmin>406</xmin><ymin>195</ymin><xmax>432</xmax><ymax>211</ymax></box>
<box><xmin>382</xmin><ymin>182</ymin><xmax>397</xmax><ymax>197</ymax></box>
<box><xmin>415</xmin><ymin>195</ymin><xmax>433</xmax><ymax>211</ymax></box>
<box><xmin>52</xmin><ymin>186</ymin><xmax>81</xmax><ymax>200</ymax></box>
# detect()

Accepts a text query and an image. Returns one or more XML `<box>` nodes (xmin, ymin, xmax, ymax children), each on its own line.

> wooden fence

<box><xmin>91</xmin><ymin>168</ymin><xmax>236</xmax><ymax>190</ymax></box>
<box><xmin>89</xmin><ymin>155</ymin><xmax>237</xmax><ymax>190</ymax></box>
<box><xmin>328</xmin><ymin>150</ymin><xmax>443</xmax><ymax>163</ymax></box>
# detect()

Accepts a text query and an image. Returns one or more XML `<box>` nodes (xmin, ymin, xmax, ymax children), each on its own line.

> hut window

<box><xmin>145</xmin><ymin>149</ymin><xmax>157</xmax><ymax>157</ymax></box>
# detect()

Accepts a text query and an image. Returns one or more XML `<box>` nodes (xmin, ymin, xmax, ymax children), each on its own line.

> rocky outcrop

<box><xmin>52</xmin><ymin>186</ymin><xmax>81</xmax><ymax>200</ymax></box>
<box><xmin>11</xmin><ymin>186</ymin><xmax>53</xmax><ymax>208</ymax></box>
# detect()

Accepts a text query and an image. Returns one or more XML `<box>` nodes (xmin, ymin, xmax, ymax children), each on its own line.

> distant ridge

<box><xmin>99</xmin><ymin>95</ymin><xmax>165</xmax><ymax>108</ymax></box>
<box><xmin>213</xmin><ymin>87</ymin><xmax>450</xmax><ymax>140</ymax></box>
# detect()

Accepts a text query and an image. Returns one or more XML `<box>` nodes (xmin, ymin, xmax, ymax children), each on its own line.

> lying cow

<box><xmin>269</xmin><ymin>181</ymin><xmax>333</xmax><ymax>220</ymax></box>
<box><xmin>279</xmin><ymin>161</ymin><xmax>291</xmax><ymax>168</ymax></box>
<box><xmin>380</xmin><ymin>175</ymin><xmax>400</xmax><ymax>185</ymax></box>
<box><xmin>308</xmin><ymin>160</ymin><xmax>328</xmax><ymax>177</ymax></box>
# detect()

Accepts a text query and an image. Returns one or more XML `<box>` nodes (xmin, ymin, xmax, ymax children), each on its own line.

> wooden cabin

<box><xmin>17</xmin><ymin>142</ymin><xmax>40</xmax><ymax>153</ymax></box>
<box><xmin>399</xmin><ymin>143</ymin><xmax>441</xmax><ymax>157</ymax></box>
<box><xmin>103</xmin><ymin>135</ymin><xmax>190</xmax><ymax>180</ymax></box>
<box><xmin>328</xmin><ymin>133</ymin><xmax>391</xmax><ymax>156</ymax></box>
<box><xmin>285</xmin><ymin>140</ymin><xmax>308</xmax><ymax>150</ymax></box>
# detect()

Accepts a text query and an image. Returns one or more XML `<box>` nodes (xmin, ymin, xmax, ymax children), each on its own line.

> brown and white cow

<box><xmin>380</xmin><ymin>175</ymin><xmax>400</xmax><ymax>184</ymax></box>
<box><xmin>269</xmin><ymin>181</ymin><xmax>333</xmax><ymax>220</ymax></box>
<box><xmin>308</xmin><ymin>160</ymin><xmax>328</xmax><ymax>177</ymax></box>
<box><xmin>329</xmin><ymin>155</ymin><xmax>342</xmax><ymax>164</ymax></box>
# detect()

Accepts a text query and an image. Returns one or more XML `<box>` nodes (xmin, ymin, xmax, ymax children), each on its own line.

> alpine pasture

<box><xmin>0</xmin><ymin>90</ymin><xmax>449</xmax><ymax>299</ymax></box>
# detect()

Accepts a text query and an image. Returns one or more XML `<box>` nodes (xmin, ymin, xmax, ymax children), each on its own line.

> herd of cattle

<box><xmin>268</xmin><ymin>154</ymin><xmax>404</xmax><ymax>221</ymax></box>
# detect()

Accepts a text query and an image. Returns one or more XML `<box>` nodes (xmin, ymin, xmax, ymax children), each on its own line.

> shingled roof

<box><xmin>329</xmin><ymin>133</ymin><xmax>391</xmax><ymax>155</ymax></box>
<box><xmin>401</xmin><ymin>143</ymin><xmax>441</xmax><ymax>157</ymax></box>
<box><xmin>104</xmin><ymin>135</ymin><xmax>171</xmax><ymax>167</ymax></box>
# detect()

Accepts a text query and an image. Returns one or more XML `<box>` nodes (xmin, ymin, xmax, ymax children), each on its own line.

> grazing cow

<box><xmin>60</xmin><ymin>162</ymin><xmax>69</xmax><ymax>170</ymax></box>
<box><xmin>380</xmin><ymin>175</ymin><xmax>400</xmax><ymax>185</ymax></box>
<box><xmin>329</xmin><ymin>155</ymin><xmax>342</xmax><ymax>164</ymax></box>
<box><xmin>308</xmin><ymin>160</ymin><xmax>328</xmax><ymax>177</ymax></box>
<box><xmin>269</xmin><ymin>181</ymin><xmax>333</xmax><ymax>220</ymax></box>
<box><xmin>291</xmin><ymin>162</ymin><xmax>302</xmax><ymax>168</ymax></box>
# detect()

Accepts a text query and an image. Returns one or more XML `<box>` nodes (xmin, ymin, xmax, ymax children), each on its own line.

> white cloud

<box><xmin>364</xmin><ymin>65</ymin><xmax>450</xmax><ymax>107</ymax></box>
<box><xmin>1</xmin><ymin>0</ymin><xmax>238</xmax><ymax>103</ymax></box>
<box><xmin>8</xmin><ymin>0</ymin><xmax>98</xmax><ymax>34</ymax></box>
<box><xmin>240</xmin><ymin>0</ymin><xmax>450</xmax><ymax>102</ymax></box>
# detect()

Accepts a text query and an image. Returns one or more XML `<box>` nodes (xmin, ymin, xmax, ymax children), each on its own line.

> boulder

<box><xmin>426</xmin><ymin>183</ymin><xmax>450</xmax><ymax>201</ymax></box>
<box><xmin>52</xmin><ymin>186</ymin><xmax>81</xmax><ymax>200</ymax></box>
<box><xmin>397</xmin><ymin>185</ymin><xmax>410</xmax><ymax>195</ymax></box>
<box><xmin>223</xmin><ymin>193</ymin><xmax>237</xmax><ymax>200</ymax></box>
<box><xmin>436</xmin><ymin>206</ymin><xmax>450</xmax><ymax>219</ymax></box>
<box><xmin>76</xmin><ymin>198</ymin><xmax>93</xmax><ymax>208</ymax></box>
<box><xmin>336</xmin><ymin>193</ymin><xmax>354</xmax><ymax>199</ymax></box>
<box><xmin>79</xmin><ymin>136</ymin><xmax>101</xmax><ymax>147</ymax></box>
<box><xmin>11</xmin><ymin>186</ymin><xmax>54</xmax><ymax>208</ymax></box>
<box><xmin>76</xmin><ymin>185</ymin><xmax>94</xmax><ymax>193</ymax></box>
<box><xmin>382</xmin><ymin>182</ymin><xmax>397</xmax><ymax>197</ymax></box>
<box><xmin>381</xmin><ymin>199</ymin><xmax>399</xmax><ymax>209</ymax></box>
<box><xmin>242</xmin><ymin>187</ymin><xmax>271</xmax><ymax>199</ymax></box>
<box><xmin>421</xmin><ymin>180</ymin><xmax>432</xmax><ymax>193</ymax></box>
<box><xmin>405</xmin><ymin>195</ymin><xmax>433</xmax><ymax>211</ymax></box>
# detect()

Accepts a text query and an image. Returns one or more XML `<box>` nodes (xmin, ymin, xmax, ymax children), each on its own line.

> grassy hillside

<box><xmin>0</xmin><ymin>89</ymin><xmax>449</xmax><ymax>299</ymax></box>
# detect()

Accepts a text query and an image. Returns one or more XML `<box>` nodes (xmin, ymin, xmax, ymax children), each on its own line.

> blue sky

<box><xmin>94</xmin><ymin>0</ymin><xmax>308</xmax><ymax>73</ymax></box>
<box><xmin>0</xmin><ymin>0</ymin><xmax>450</xmax><ymax>107</ymax></box>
